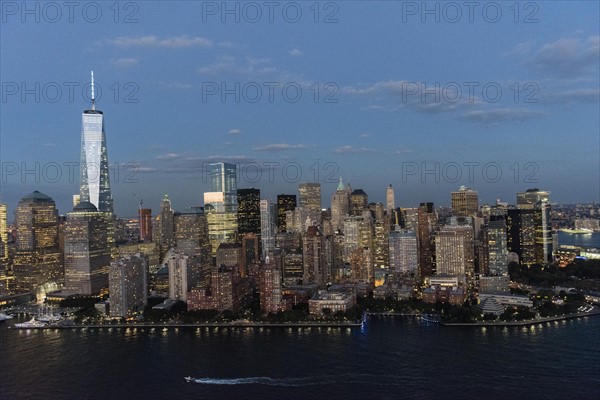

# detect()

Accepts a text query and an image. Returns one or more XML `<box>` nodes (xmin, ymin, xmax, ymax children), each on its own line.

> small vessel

<box><xmin>420</xmin><ymin>314</ymin><xmax>440</xmax><ymax>324</ymax></box>
<box><xmin>0</xmin><ymin>312</ymin><xmax>14</xmax><ymax>321</ymax></box>
<box><xmin>184</xmin><ymin>376</ymin><xmax>193</xmax><ymax>383</ymax></box>
<box><xmin>561</xmin><ymin>228</ymin><xmax>593</xmax><ymax>234</ymax></box>
<box><xmin>14</xmin><ymin>318</ymin><xmax>47</xmax><ymax>328</ymax></box>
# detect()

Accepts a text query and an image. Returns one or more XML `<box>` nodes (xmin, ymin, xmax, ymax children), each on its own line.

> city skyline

<box><xmin>1</xmin><ymin>2</ymin><xmax>598</xmax><ymax>215</ymax></box>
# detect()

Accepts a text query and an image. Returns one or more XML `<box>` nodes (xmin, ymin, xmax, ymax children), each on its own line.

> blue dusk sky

<box><xmin>1</xmin><ymin>1</ymin><xmax>599</xmax><ymax>217</ymax></box>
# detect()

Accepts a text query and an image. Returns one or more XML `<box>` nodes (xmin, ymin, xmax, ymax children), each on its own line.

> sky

<box><xmin>1</xmin><ymin>1</ymin><xmax>599</xmax><ymax>218</ymax></box>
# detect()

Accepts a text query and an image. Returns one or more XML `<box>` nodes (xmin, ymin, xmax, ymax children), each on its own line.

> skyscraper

<box><xmin>260</xmin><ymin>199</ymin><xmax>276</xmax><ymax>259</ymax></box>
<box><xmin>451</xmin><ymin>186</ymin><xmax>479</xmax><ymax>216</ymax></box>
<box><xmin>331</xmin><ymin>178</ymin><xmax>349</xmax><ymax>231</ymax></box>
<box><xmin>80</xmin><ymin>71</ymin><xmax>113</xmax><ymax>214</ymax></box>
<box><xmin>512</xmin><ymin>189</ymin><xmax>553</xmax><ymax>265</ymax></box>
<box><xmin>237</xmin><ymin>188</ymin><xmax>261</xmax><ymax>236</ymax></box>
<box><xmin>109</xmin><ymin>254</ymin><xmax>148</xmax><ymax>317</ymax></box>
<box><xmin>417</xmin><ymin>202</ymin><xmax>436</xmax><ymax>279</ymax></box>
<box><xmin>276</xmin><ymin>194</ymin><xmax>297</xmax><ymax>232</ymax></box>
<box><xmin>0</xmin><ymin>204</ymin><xmax>8</xmax><ymax>261</ymax></box>
<box><xmin>298</xmin><ymin>183</ymin><xmax>321</xmax><ymax>227</ymax></box>
<box><xmin>204</xmin><ymin>162</ymin><xmax>238</xmax><ymax>257</ymax></box>
<box><xmin>389</xmin><ymin>230</ymin><xmax>418</xmax><ymax>278</ymax></box>
<box><xmin>435</xmin><ymin>225</ymin><xmax>475</xmax><ymax>282</ymax></box>
<box><xmin>350</xmin><ymin>189</ymin><xmax>368</xmax><ymax>216</ymax></box>
<box><xmin>63</xmin><ymin>202</ymin><xmax>110</xmax><ymax>295</ymax></box>
<box><xmin>156</xmin><ymin>195</ymin><xmax>175</xmax><ymax>258</ymax></box>
<box><xmin>386</xmin><ymin>184</ymin><xmax>395</xmax><ymax>212</ymax></box>
<box><xmin>139</xmin><ymin>208</ymin><xmax>153</xmax><ymax>242</ymax></box>
<box><xmin>13</xmin><ymin>191</ymin><xmax>62</xmax><ymax>292</ymax></box>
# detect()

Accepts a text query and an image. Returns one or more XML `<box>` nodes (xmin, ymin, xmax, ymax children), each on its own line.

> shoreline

<box><xmin>440</xmin><ymin>309</ymin><xmax>600</xmax><ymax>327</ymax></box>
<box><xmin>9</xmin><ymin>321</ymin><xmax>363</xmax><ymax>330</ymax></box>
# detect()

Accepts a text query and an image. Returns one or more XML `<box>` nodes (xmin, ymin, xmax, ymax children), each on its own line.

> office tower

<box><xmin>510</xmin><ymin>189</ymin><xmax>553</xmax><ymax>265</ymax></box>
<box><xmin>435</xmin><ymin>225</ymin><xmax>475</xmax><ymax>282</ymax></box>
<box><xmin>350</xmin><ymin>189</ymin><xmax>368</xmax><ymax>216</ymax></box>
<box><xmin>259</xmin><ymin>266</ymin><xmax>286</xmax><ymax>313</ymax></box>
<box><xmin>373</xmin><ymin>218</ymin><xmax>390</xmax><ymax>279</ymax></box>
<box><xmin>63</xmin><ymin>202</ymin><xmax>110</xmax><ymax>295</ymax></box>
<box><xmin>156</xmin><ymin>195</ymin><xmax>175</xmax><ymax>255</ymax></box>
<box><xmin>331</xmin><ymin>178</ymin><xmax>350</xmax><ymax>231</ymax></box>
<box><xmin>79</xmin><ymin>71</ymin><xmax>113</xmax><ymax>214</ymax></box>
<box><xmin>298</xmin><ymin>183</ymin><xmax>321</xmax><ymax>226</ymax></box>
<box><xmin>168</xmin><ymin>252</ymin><xmax>192</xmax><ymax>302</ymax></box>
<box><xmin>451</xmin><ymin>186</ymin><xmax>479</xmax><ymax>216</ymax></box>
<box><xmin>204</xmin><ymin>162</ymin><xmax>238</xmax><ymax>256</ymax></box>
<box><xmin>216</xmin><ymin>243</ymin><xmax>244</xmax><ymax>277</ymax></box>
<box><xmin>13</xmin><ymin>191</ymin><xmax>62</xmax><ymax>292</ymax></box>
<box><xmin>241</xmin><ymin>233</ymin><xmax>260</xmax><ymax>270</ymax></box>
<box><xmin>237</xmin><ymin>188</ymin><xmax>261</xmax><ymax>236</ymax></box>
<box><xmin>0</xmin><ymin>204</ymin><xmax>7</xmax><ymax>261</ymax></box>
<box><xmin>386</xmin><ymin>184</ymin><xmax>395</xmax><ymax>212</ymax></box>
<box><xmin>485</xmin><ymin>216</ymin><xmax>508</xmax><ymax>276</ymax></box>
<box><xmin>417</xmin><ymin>202</ymin><xmax>436</xmax><ymax>279</ymax></box>
<box><xmin>72</xmin><ymin>195</ymin><xmax>80</xmax><ymax>208</ymax></box>
<box><xmin>277</xmin><ymin>194</ymin><xmax>297</xmax><ymax>232</ymax></box>
<box><xmin>260</xmin><ymin>199</ymin><xmax>276</xmax><ymax>259</ymax></box>
<box><xmin>174</xmin><ymin>207</ymin><xmax>210</xmax><ymax>259</ymax></box>
<box><xmin>389</xmin><ymin>230</ymin><xmax>418</xmax><ymax>278</ymax></box>
<box><xmin>138</xmin><ymin>208</ymin><xmax>152</xmax><ymax>242</ymax></box>
<box><xmin>303</xmin><ymin>226</ymin><xmax>325</xmax><ymax>285</ymax></box>
<box><xmin>109</xmin><ymin>254</ymin><xmax>147</xmax><ymax>317</ymax></box>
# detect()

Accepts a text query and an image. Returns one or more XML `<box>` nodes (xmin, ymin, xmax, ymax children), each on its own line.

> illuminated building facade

<box><xmin>109</xmin><ymin>254</ymin><xmax>147</xmax><ymax>317</ymax></box>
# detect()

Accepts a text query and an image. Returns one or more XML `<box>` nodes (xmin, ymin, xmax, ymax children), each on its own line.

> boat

<box><xmin>420</xmin><ymin>314</ymin><xmax>441</xmax><ymax>324</ymax></box>
<box><xmin>561</xmin><ymin>228</ymin><xmax>593</xmax><ymax>234</ymax></box>
<box><xmin>14</xmin><ymin>318</ymin><xmax>47</xmax><ymax>328</ymax></box>
<box><xmin>37</xmin><ymin>305</ymin><xmax>62</xmax><ymax>323</ymax></box>
<box><xmin>184</xmin><ymin>376</ymin><xmax>193</xmax><ymax>383</ymax></box>
<box><xmin>0</xmin><ymin>312</ymin><xmax>14</xmax><ymax>321</ymax></box>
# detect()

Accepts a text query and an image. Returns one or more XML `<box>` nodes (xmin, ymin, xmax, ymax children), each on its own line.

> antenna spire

<box><xmin>91</xmin><ymin>70</ymin><xmax>95</xmax><ymax>110</ymax></box>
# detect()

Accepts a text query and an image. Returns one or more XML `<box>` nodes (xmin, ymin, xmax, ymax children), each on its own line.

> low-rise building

<box><xmin>308</xmin><ymin>290</ymin><xmax>356</xmax><ymax>315</ymax></box>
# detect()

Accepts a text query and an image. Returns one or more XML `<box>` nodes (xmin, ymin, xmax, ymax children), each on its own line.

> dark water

<box><xmin>558</xmin><ymin>232</ymin><xmax>600</xmax><ymax>249</ymax></box>
<box><xmin>1</xmin><ymin>317</ymin><xmax>599</xmax><ymax>400</ymax></box>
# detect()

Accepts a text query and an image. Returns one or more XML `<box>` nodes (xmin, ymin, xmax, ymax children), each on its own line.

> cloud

<box><xmin>198</xmin><ymin>56</ymin><xmax>277</xmax><ymax>77</ymax></box>
<box><xmin>228</xmin><ymin>128</ymin><xmax>242</xmax><ymax>136</ymax></box>
<box><xmin>289</xmin><ymin>48</ymin><xmax>302</xmax><ymax>57</ymax></box>
<box><xmin>111</xmin><ymin>57</ymin><xmax>138</xmax><ymax>68</ymax></box>
<box><xmin>392</xmin><ymin>149</ymin><xmax>412</xmax><ymax>155</ymax></box>
<box><xmin>107</xmin><ymin>35</ymin><xmax>213</xmax><ymax>48</ymax></box>
<box><xmin>461</xmin><ymin>108</ymin><xmax>545</xmax><ymax>124</ymax></box>
<box><xmin>333</xmin><ymin>145</ymin><xmax>376</xmax><ymax>155</ymax></box>
<box><xmin>526</xmin><ymin>36</ymin><xmax>599</xmax><ymax>77</ymax></box>
<box><xmin>253</xmin><ymin>143</ymin><xmax>307</xmax><ymax>152</ymax></box>
<box><xmin>358</xmin><ymin>133</ymin><xmax>370</xmax><ymax>138</ymax></box>
<box><xmin>542</xmin><ymin>88</ymin><xmax>600</xmax><ymax>104</ymax></box>
<box><xmin>156</xmin><ymin>153</ymin><xmax>180</xmax><ymax>161</ymax></box>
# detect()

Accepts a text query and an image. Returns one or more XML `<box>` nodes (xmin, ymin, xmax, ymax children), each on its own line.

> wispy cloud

<box><xmin>253</xmin><ymin>143</ymin><xmax>307</xmax><ymax>152</ymax></box>
<box><xmin>333</xmin><ymin>145</ymin><xmax>376</xmax><ymax>155</ymax></box>
<box><xmin>461</xmin><ymin>108</ymin><xmax>545</xmax><ymax>124</ymax></box>
<box><xmin>542</xmin><ymin>88</ymin><xmax>600</xmax><ymax>104</ymax></box>
<box><xmin>156</xmin><ymin>153</ymin><xmax>180</xmax><ymax>160</ymax></box>
<box><xmin>289</xmin><ymin>48</ymin><xmax>302</xmax><ymax>57</ymax></box>
<box><xmin>198</xmin><ymin>56</ymin><xmax>276</xmax><ymax>77</ymax></box>
<box><xmin>111</xmin><ymin>57</ymin><xmax>138</xmax><ymax>68</ymax></box>
<box><xmin>525</xmin><ymin>36</ymin><xmax>599</xmax><ymax>77</ymax></box>
<box><xmin>358</xmin><ymin>133</ymin><xmax>370</xmax><ymax>138</ymax></box>
<box><xmin>392</xmin><ymin>148</ymin><xmax>412</xmax><ymax>155</ymax></box>
<box><xmin>107</xmin><ymin>35</ymin><xmax>213</xmax><ymax>48</ymax></box>
<box><xmin>228</xmin><ymin>128</ymin><xmax>242</xmax><ymax>136</ymax></box>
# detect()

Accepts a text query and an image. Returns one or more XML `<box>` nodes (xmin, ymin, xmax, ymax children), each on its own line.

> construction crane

<box><xmin>132</xmin><ymin>193</ymin><xmax>143</xmax><ymax>241</ymax></box>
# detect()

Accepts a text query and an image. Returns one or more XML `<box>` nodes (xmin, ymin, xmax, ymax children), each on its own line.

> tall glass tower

<box><xmin>80</xmin><ymin>71</ymin><xmax>113</xmax><ymax>215</ymax></box>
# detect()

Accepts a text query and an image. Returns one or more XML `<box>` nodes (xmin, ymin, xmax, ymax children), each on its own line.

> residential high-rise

<box><xmin>79</xmin><ymin>71</ymin><xmax>113</xmax><ymax>215</ymax></box>
<box><xmin>331</xmin><ymin>178</ymin><xmax>349</xmax><ymax>231</ymax></box>
<box><xmin>13</xmin><ymin>191</ymin><xmax>62</xmax><ymax>292</ymax></box>
<box><xmin>168</xmin><ymin>252</ymin><xmax>191</xmax><ymax>302</ymax></box>
<box><xmin>484</xmin><ymin>216</ymin><xmax>509</xmax><ymax>276</ymax></box>
<box><xmin>260</xmin><ymin>199</ymin><xmax>276</xmax><ymax>259</ymax></box>
<box><xmin>237</xmin><ymin>188</ymin><xmax>261</xmax><ymax>236</ymax></box>
<box><xmin>276</xmin><ymin>194</ymin><xmax>297</xmax><ymax>232</ymax></box>
<box><xmin>174</xmin><ymin>207</ymin><xmax>211</xmax><ymax>285</ymax></box>
<box><xmin>417</xmin><ymin>202</ymin><xmax>436</xmax><ymax>279</ymax></box>
<box><xmin>386</xmin><ymin>184</ymin><xmax>395</xmax><ymax>212</ymax></box>
<box><xmin>451</xmin><ymin>186</ymin><xmax>479</xmax><ymax>216</ymax></box>
<box><xmin>350</xmin><ymin>189</ymin><xmax>368</xmax><ymax>216</ymax></box>
<box><xmin>435</xmin><ymin>225</ymin><xmax>475</xmax><ymax>281</ymax></box>
<box><xmin>303</xmin><ymin>226</ymin><xmax>325</xmax><ymax>285</ymax></box>
<box><xmin>389</xmin><ymin>230</ymin><xmax>418</xmax><ymax>278</ymax></box>
<box><xmin>0</xmin><ymin>204</ymin><xmax>7</xmax><ymax>261</ymax></box>
<box><xmin>259</xmin><ymin>265</ymin><xmax>287</xmax><ymax>314</ymax></box>
<box><xmin>109</xmin><ymin>254</ymin><xmax>147</xmax><ymax>317</ymax></box>
<box><xmin>139</xmin><ymin>208</ymin><xmax>152</xmax><ymax>242</ymax></box>
<box><xmin>204</xmin><ymin>162</ymin><xmax>238</xmax><ymax>256</ymax></box>
<box><xmin>298</xmin><ymin>183</ymin><xmax>321</xmax><ymax>227</ymax></box>
<box><xmin>63</xmin><ymin>202</ymin><xmax>110</xmax><ymax>295</ymax></box>
<box><xmin>156</xmin><ymin>195</ymin><xmax>175</xmax><ymax>254</ymax></box>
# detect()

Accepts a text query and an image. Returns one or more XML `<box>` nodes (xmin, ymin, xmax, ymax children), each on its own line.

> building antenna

<box><xmin>91</xmin><ymin>70</ymin><xmax>95</xmax><ymax>111</ymax></box>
